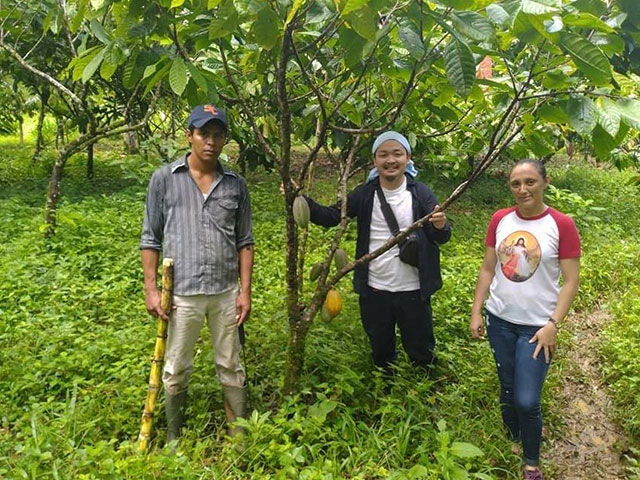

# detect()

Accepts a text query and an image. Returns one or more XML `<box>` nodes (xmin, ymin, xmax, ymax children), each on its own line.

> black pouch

<box><xmin>398</xmin><ymin>232</ymin><xmax>419</xmax><ymax>267</ymax></box>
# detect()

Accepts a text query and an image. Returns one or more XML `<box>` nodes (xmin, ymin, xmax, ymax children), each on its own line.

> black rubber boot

<box><xmin>222</xmin><ymin>385</ymin><xmax>248</xmax><ymax>437</ymax></box>
<box><xmin>165</xmin><ymin>391</ymin><xmax>187</xmax><ymax>452</ymax></box>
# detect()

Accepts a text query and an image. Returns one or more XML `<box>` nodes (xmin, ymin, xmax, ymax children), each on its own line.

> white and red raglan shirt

<box><xmin>485</xmin><ymin>206</ymin><xmax>581</xmax><ymax>327</ymax></box>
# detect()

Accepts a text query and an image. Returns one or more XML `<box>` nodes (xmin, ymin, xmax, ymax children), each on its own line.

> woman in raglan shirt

<box><xmin>469</xmin><ymin>159</ymin><xmax>581</xmax><ymax>480</ymax></box>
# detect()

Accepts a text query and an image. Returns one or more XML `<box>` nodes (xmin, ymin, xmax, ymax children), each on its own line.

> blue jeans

<box><xmin>486</xmin><ymin>311</ymin><xmax>550</xmax><ymax>467</ymax></box>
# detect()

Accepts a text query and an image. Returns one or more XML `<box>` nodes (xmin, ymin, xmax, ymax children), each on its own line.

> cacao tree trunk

<box><xmin>32</xmin><ymin>89</ymin><xmax>49</xmax><ymax>162</ymax></box>
<box><xmin>123</xmin><ymin>130</ymin><xmax>139</xmax><ymax>153</ymax></box>
<box><xmin>86</xmin><ymin>143</ymin><xmax>94</xmax><ymax>179</ymax></box>
<box><xmin>18</xmin><ymin>116</ymin><xmax>24</xmax><ymax>145</ymax></box>
<box><xmin>283</xmin><ymin>203</ymin><xmax>304</xmax><ymax>394</ymax></box>
<box><xmin>284</xmin><ymin>320</ymin><xmax>311</xmax><ymax>394</ymax></box>
<box><xmin>56</xmin><ymin>117</ymin><xmax>65</xmax><ymax>149</ymax></box>
<box><xmin>45</xmin><ymin>150</ymin><xmax>72</xmax><ymax>236</ymax></box>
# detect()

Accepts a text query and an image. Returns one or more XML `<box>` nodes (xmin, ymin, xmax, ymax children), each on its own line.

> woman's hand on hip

<box><xmin>529</xmin><ymin>323</ymin><xmax>557</xmax><ymax>363</ymax></box>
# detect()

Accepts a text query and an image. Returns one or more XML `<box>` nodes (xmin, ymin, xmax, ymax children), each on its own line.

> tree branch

<box><xmin>0</xmin><ymin>40</ymin><xmax>83</xmax><ymax>107</ymax></box>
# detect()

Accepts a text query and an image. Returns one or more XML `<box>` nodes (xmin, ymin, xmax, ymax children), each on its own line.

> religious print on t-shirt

<box><xmin>496</xmin><ymin>230</ymin><xmax>541</xmax><ymax>282</ymax></box>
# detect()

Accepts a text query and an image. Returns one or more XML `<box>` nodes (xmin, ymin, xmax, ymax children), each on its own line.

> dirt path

<box><xmin>546</xmin><ymin>309</ymin><xmax>630</xmax><ymax>479</ymax></box>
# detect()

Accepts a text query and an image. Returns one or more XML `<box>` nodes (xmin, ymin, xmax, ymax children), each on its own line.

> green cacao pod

<box><xmin>309</xmin><ymin>263</ymin><xmax>323</xmax><ymax>282</ymax></box>
<box><xmin>334</xmin><ymin>249</ymin><xmax>348</xmax><ymax>270</ymax></box>
<box><xmin>320</xmin><ymin>303</ymin><xmax>332</xmax><ymax>322</ymax></box>
<box><xmin>293</xmin><ymin>196</ymin><xmax>310</xmax><ymax>228</ymax></box>
<box><xmin>324</xmin><ymin>288</ymin><xmax>343</xmax><ymax>318</ymax></box>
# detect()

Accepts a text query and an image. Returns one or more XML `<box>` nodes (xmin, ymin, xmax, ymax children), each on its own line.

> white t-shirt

<box><xmin>368</xmin><ymin>179</ymin><xmax>420</xmax><ymax>292</ymax></box>
<box><xmin>485</xmin><ymin>207</ymin><xmax>581</xmax><ymax>326</ymax></box>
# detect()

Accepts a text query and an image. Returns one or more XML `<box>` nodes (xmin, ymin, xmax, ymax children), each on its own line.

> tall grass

<box><xmin>0</xmin><ymin>138</ymin><xmax>637</xmax><ymax>479</ymax></box>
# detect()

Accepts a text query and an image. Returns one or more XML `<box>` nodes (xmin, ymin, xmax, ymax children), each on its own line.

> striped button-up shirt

<box><xmin>140</xmin><ymin>154</ymin><xmax>254</xmax><ymax>295</ymax></box>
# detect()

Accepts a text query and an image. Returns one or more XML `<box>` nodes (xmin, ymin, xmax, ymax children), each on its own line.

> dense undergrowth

<box><xmin>0</xmin><ymin>136</ymin><xmax>638</xmax><ymax>479</ymax></box>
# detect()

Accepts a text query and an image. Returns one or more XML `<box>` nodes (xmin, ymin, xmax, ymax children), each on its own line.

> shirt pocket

<box><xmin>208</xmin><ymin>196</ymin><xmax>238</xmax><ymax>229</ymax></box>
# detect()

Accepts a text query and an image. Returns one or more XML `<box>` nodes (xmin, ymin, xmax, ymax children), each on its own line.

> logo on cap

<box><xmin>203</xmin><ymin>105</ymin><xmax>218</xmax><ymax>115</ymax></box>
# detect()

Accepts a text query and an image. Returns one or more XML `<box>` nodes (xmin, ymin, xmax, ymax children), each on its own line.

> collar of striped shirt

<box><xmin>170</xmin><ymin>153</ymin><xmax>237</xmax><ymax>178</ymax></box>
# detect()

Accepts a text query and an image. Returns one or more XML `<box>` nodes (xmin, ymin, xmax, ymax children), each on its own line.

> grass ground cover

<box><xmin>0</xmin><ymin>137</ymin><xmax>638</xmax><ymax>479</ymax></box>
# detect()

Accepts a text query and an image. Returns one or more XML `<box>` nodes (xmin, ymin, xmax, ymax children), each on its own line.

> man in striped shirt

<box><xmin>140</xmin><ymin>105</ymin><xmax>254</xmax><ymax>447</ymax></box>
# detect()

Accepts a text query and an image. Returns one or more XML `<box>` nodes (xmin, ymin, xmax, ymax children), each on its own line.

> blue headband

<box><xmin>372</xmin><ymin>131</ymin><xmax>411</xmax><ymax>155</ymax></box>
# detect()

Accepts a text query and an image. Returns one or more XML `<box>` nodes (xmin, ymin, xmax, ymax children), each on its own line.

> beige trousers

<box><xmin>162</xmin><ymin>288</ymin><xmax>245</xmax><ymax>394</ymax></box>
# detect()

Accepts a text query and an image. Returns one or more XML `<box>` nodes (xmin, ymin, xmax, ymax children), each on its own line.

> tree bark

<box><xmin>86</xmin><ymin>143</ymin><xmax>94</xmax><ymax>179</ymax></box>
<box><xmin>283</xmin><ymin>318</ymin><xmax>311</xmax><ymax>395</ymax></box>
<box><xmin>18</xmin><ymin>116</ymin><xmax>24</xmax><ymax>145</ymax></box>
<box><xmin>123</xmin><ymin>131</ymin><xmax>139</xmax><ymax>153</ymax></box>
<box><xmin>44</xmin><ymin>150</ymin><xmax>72</xmax><ymax>236</ymax></box>
<box><xmin>32</xmin><ymin>89</ymin><xmax>49</xmax><ymax>162</ymax></box>
<box><xmin>56</xmin><ymin>117</ymin><xmax>65</xmax><ymax>149</ymax></box>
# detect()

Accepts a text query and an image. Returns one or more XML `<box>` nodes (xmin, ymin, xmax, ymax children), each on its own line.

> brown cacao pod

<box><xmin>293</xmin><ymin>196</ymin><xmax>310</xmax><ymax>228</ymax></box>
<box><xmin>309</xmin><ymin>263</ymin><xmax>323</xmax><ymax>282</ymax></box>
<box><xmin>334</xmin><ymin>249</ymin><xmax>348</xmax><ymax>270</ymax></box>
<box><xmin>324</xmin><ymin>288</ymin><xmax>343</xmax><ymax>318</ymax></box>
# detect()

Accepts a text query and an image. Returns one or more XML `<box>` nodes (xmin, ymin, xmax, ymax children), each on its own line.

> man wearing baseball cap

<box><xmin>140</xmin><ymin>104</ymin><xmax>254</xmax><ymax>449</ymax></box>
<box><xmin>305</xmin><ymin>131</ymin><xmax>450</xmax><ymax>377</ymax></box>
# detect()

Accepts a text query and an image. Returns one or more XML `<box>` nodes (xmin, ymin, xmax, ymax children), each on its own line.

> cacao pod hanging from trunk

<box><xmin>309</xmin><ymin>262</ymin><xmax>323</xmax><ymax>281</ymax></box>
<box><xmin>334</xmin><ymin>249</ymin><xmax>348</xmax><ymax>270</ymax></box>
<box><xmin>293</xmin><ymin>196</ymin><xmax>310</xmax><ymax>228</ymax></box>
<box><xmin>323</xmin><ymin>288</ymin><xmax>343</xmax><ymax>318</ymax></box>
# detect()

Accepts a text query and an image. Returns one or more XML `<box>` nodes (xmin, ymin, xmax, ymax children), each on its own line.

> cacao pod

<box><xmin>293</xmin><ymin>196</ymin><xmax>310</xmax><ymax>228</ymax></box>
<box><xmin>323</xmin><ymin>288</ymin><xmax>343</xmax><ymax>318</ymax></box>
<box><xmin>334</xmin><ymin>249</ymin><xmax>348</xmax><ymax>270</ymax></box>
<box><xmin>309</xmin><ymin>263</ymin><xmax>323</xmax><ymax>282</ymax></box>
<box><xmin>320</xmin><ymin>303</ymin><xmax>332</xmax><ymax>322</ymax></box>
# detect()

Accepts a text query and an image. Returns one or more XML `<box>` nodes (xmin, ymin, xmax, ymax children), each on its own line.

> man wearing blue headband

<box><xmin>305</xmin><ymin>131</ymin><xmax>451</xmax><ymax>375</ymax></box>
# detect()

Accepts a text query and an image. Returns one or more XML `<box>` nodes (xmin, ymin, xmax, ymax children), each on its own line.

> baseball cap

<box><xmin>187</xmin><ymin>105</ymin><xmax>228</xmax><ymax>130</ymax></box>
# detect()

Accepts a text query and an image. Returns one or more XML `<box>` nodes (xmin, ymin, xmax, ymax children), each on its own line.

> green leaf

<box><xmin>538</xmin><ymin>104</ymin><xmax>570</xmax><ymax>124</ymax></box>
<box><xmin>209</xmin><ymin>0</ymin><xmax>239</xmax><ymax>39</ymax></box>
<box><xmin>614</xmin><ymin>98</ymin><xmax>640</xmax><ymax>131</ymax></box>
<box><xmin>450</xmin><ymin>442</ymin><xmax>484</xmax><ymax>458</ymax></box>
<box><xmin>452</xmin><ymin>11</ymin><xmax>495</xmax><ymax>41</ymax></box>
<box><xmin>143</xmin><ymin>61</ymin><xmax>171</xmax><ymax>96</ymax></box>
<box><xmin>252</xmin><ymin>7</ymin><xmax>281</xmax><ymax>48</ymax></box>
<box><xmin>286</xmin><ymin>0</ymin><xmax>305</xmax><ymax>25</ymax></box>
<box><xmin>590</xmin><ymin>32</ymin><xmax>625</xmax><ymax>56</ymax></box>
<box><xmin>349</xmin><ymin>5</ymin><xmax>377</xmax><ymax>41</ymax></box>
<box><xmin>341</xmin><ymin>0</ymin><xmax>368</xmax><ymax>16</ymax></box>
<box><xmin>436</xmin><ymin>0</ymin><xmax>475</xmax><ymax>9</ymax></box>
<box><xmin>591</xmin><ymin>124</ymin><xmax>616</xmax><ymax>159</ymax></box>
<box><xmin>308</xmin><ymin>400</ymin><xmax>338</xmax><ymax>422</ymax></box>
<box><xmin>99</xmin><ymin>47</ymin><xmax>119</xmax><ymax>80</ymax></box>
<box><xmin>170</xmin><ymin>0</ymin><xmax>186</xmax><ymax>7</ymax></box>
<box><xmin>338</xmin><ymin>26</ymin><xmax>367</xmax><ymax>67</ymax></box>
<box><xmin>71</xmin><ymin>46</ymin><xmax>100</xmax><ymax>81</ymax></box>
<box><xmin>562</xmin><ymin>12</ymin><xmax>614</xmax><ymax>33</ymax></box>
<box><xmin>560</xmin><ymin>33</ymin><xmax>612</xmax><ymax>85</ymax></box>
<box><xmin>398</xmin><ymin>24</ymin><xmax>425</xmax><ymax>60</ymax></box>
<box><xmin>521</xmin><ymin>0</ymin><xmax>560</xmax><ymax>15</ymax></box>
<box><xmin>187</xmin><ymin>64</ymin><xmax>208</xmax><ymax>93</ymax></box>
<box><xmin>90</xmin><ymin>19</ymin><xmax>112</xmax><ymax>44</ymax></box>
<box><xmin>444</xmin><ymin>39</ymin><xmax>476</xmax><ymax>97</ymax></box>
<box><xmin>408</xmin><ymin>465</ymin><xmax>430</xmax><ymax>479</ymax></box>
<box><xmin>570</xmin><ymin>0</ymin><xmax>606</xmax><ymax>17</ymax></box>
<box><xmin>565</xmin><ymin>96</ymin><xmax>596</xmax><ymax>136</ymax></box>
<box><xmin>433</xmin><ymin>84</ymin><xmax>456</xmax><ymax>107</ymax></box>
<box><xmin>486</xmin><ymin>4</ymin><xmax>511</xmax><ymax>26</ymax></box>
<box><xmin>596</xmin><ymin>97</ymin><xmax>621</xmax><ymax>138</ymax></box>
<box><xmin>82</xmin><ymin>47</ymin><xmax>107</xmax><ymax>83</ymax></box>
<box><xmin>169</xmin><ymin>57</ymin><xmax>188</xmax><ymax>96</ymax></box>
<box><xmin>70</xmin><ymin>0</ymin><xmax>89</xmax><ymax>32</ymax></box>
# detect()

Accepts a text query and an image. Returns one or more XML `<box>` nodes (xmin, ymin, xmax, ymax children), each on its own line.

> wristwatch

<box><xmin>548</xmin><ymin>317</ymin><xmax>559</xmax><ymax>329</ymax></box>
